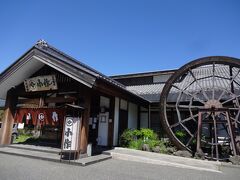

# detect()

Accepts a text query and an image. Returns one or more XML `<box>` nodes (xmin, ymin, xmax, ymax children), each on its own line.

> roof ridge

<box><xmin>35</xmin><ymin>40</ymin><xmax>127</xmax><ymax>89</ymax></box>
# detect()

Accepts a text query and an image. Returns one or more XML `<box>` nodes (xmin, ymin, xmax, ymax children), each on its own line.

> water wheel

<box><xmin>160</xmin><ymin>56</ymin><xmax>240</xmax><ymax>159</ymax></box>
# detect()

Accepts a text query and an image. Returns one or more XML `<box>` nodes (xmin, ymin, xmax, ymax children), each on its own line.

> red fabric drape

<box><xmin>14</xmin><ymin>108</ymin><xmax>65</xmax><ymax>126</ymax></box>
<box><xmin>45</xmin><ymin>109</ymin><xmax>65</xmax><ymax>126</ymax></box>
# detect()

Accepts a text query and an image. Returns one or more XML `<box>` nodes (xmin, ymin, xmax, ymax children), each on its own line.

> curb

<box><xmin>0</xmin><ymin>150</ymin><xmax>61</xmax><ymax>163</ymax></box>
<box><xmin>0</xmin><ymin>148</ymin><xmax>111</xmax><ymax>167</ymax></box>
<box><xmin>108</xmin><ymin>147</ymin><xmax>240</xmax><ymax>171</ymax></box>
<box><xmin>79</xmin><ymin>156</ymin><xmax>112</xmax><ymax>166</ymax></box>
<box><xmin>6</xmin><ymin>145</ymin><xmax>60</xmax><ymax>154</ymax></box>
<box><xmin>104</xmin><ymin>148</ymin><xmax>223</xmax><ymax>173</ymax></box>
<box><xmin>106</xmin><ymin>151</ymin><xmax>221</xmax><ymax>173</ymax></box>
<box><xmin>220</xmin><ymin>162</ymin><xmax>240</xmax><ymax>169</ymax></box>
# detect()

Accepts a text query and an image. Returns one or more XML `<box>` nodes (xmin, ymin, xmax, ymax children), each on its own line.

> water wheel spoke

<box><xmin>178</xmin><ymin>105</ymin><xmax>204</xmax><ymax>109</ymax></box>
<box><xmin>233</xmin><ymin>80</ymin><xmax>240</xmax><ymax>88</ymax></box>
<box><xmin>172</xmin><ymin>85</ymin><xmax>206</xmax><ymax>105</ymax></box>
<box><xmin>186</xmin><ymin>135</ymin><xmax>195</xmax><ymax>147</ymax></box>
<box><xmin>189</xmin><ymin>68</ymin><xmax>210</xmax><ymax>101</ymax></box>
<box><xmin>182</xmin><ymin>114</ymin><xmax>198</xmax><ymax>123</ymax></box>
<box><xmin>170</xmin><ymin>114</ymin><xmax>198</xmax><ymax>128</ymax></box>
<box><xmin>214</xmin><ymin>75</ymin><xmax>230</xmax><ymax>81</ymax></box>
<box><xmin>230</xmin><ymin>116</ymin><xmax>240</xmax><ymax>124</ymax></box>
<box><xmin>170</xmin><ymin>122</ymin><xmax>180</xmax><ymax>128</ymax></box>
<box><xmin>218</xmin><ymin>69</ymin><xmax>240</xmax><ymax>101</ymax></box>
<box><xmin>181</xmin><ymin>124</ymin><xmax>194</xmax><ymax>137</ymax></box>
<box><xmin>228</xmin><ymin>107</ymin><xmax>240</xmax><ymax>110</ymax></box>
<box><xmin>212</xmin><ymin>62</ymin><xmax>215</xmax><ymax>99</ymax></box>
<box><xmin>222</xmin><ymin>94</ymin><xmax>240</xmax><ymax>105</ymax></box>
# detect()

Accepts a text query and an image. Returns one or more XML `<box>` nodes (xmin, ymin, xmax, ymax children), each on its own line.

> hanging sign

<box><xmin>62</xmin><ymin>117</ymin><xmax>81</xmax><ymax>151</ymax></box>
<box><xmin>24</xmin><ymin>75</ymin><xmax>58</xmax><ymax>92</ymax></box>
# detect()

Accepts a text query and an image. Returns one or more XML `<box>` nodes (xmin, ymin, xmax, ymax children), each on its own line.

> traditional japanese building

<box><xmin>0</xmin><ymin>40</ymin><xmax>149</xmax><ymax>156</ymax></box>
<box><xmin>0</xmin><ymin>40</ymin><xmax>239</xmax><ymax>160</ymax></box>
<box><xmin>111</xmin><ymin>69</ymin><xmax>176</xmax><ymax>137</ymax></box>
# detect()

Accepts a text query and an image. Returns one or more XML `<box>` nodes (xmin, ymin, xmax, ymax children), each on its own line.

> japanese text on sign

<box><xmin>62</xmin><ymin>117</ymin><xmax>81</xmax><ymax>151</ymax></box>
<box><xmin>24</xmin><ymin>75</ymin><xmax>58</xmax><ymax>92</ymax></box>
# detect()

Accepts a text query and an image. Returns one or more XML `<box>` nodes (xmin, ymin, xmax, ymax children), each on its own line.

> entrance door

<box><xmin>97</xmin><ymin>112</ymin><xmax>109</xmax><ymax>146</ymax></box>
<box><xmin>118</xmin><ymin>109</ymin><xmax>128</xmax><ymax>138</ymax></box>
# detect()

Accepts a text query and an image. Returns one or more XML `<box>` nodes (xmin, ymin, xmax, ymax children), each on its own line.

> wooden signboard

<box><xmin>24</xmin><ymin>75</ymin><xmax>58</xmax><ymax>92</ymax></box>
<box><xmin>62</xmin><ymin>116</ymin><xmax>81</xmax><ymax>152</ymax></box>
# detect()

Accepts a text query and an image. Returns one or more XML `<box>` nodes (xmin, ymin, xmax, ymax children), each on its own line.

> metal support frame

<box><xmin>196</xmin><ymin>108</ymin><xmax>238</xmax><ymax>161</ymax></box>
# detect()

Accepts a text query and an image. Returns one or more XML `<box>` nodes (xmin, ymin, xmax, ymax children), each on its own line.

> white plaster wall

<box><xmin>128</xmin><ymin>102</ymin><xmax>138</xmax><ymax>129</ymax></box>
<box><xmin>113</xmin><ymin>97</ymin><xmax>119</xmax><ymax>146</ymax></box>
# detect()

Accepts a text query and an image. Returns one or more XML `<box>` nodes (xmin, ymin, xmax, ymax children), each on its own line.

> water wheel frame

<box><xmin>160</xmin><ymin>56</ymin><xmax>240</xmax><ymax>153</ymax></box>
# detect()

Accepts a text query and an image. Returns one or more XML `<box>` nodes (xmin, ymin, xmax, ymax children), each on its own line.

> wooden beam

<box><xmin>45</xmin><ymin>97</ymin><xmax>77</xmax><ymax>103</ymax></box>
<box><xmin>108</xmin><ymin>97</ymin><xmax>115</xmax><ymax>147</ymax></box>
<box><xmin>18</xmin><ymin>98</ymin><xmax>40</xmax><ymax>105</ymax></box>
<box><xmin>18</xmin><ymin>96</ymin><xmax>77</xmax><ymax>105</ymax></box>
<box><xmin>79</xmin><ymin>90</ymin><xmax>91</xmax><ymax>153</ymax></box>
<box><xmin>0</xmin><ymin>88</ymin><xmax>17</xmax><ymax>145</ymax></box>
<box><xmin>15</xmin><ymin>73</ymin><xmax>89</xmax><ymax>98</ymax></box>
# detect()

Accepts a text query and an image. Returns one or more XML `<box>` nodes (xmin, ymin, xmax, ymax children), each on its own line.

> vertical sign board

<box><xmin>62</xmin><ymin>117</ymin><xmax>81</xmax><ymax>152</ymax></box>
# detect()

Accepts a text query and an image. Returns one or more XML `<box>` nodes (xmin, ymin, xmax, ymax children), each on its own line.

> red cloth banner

<box><xmin>14</xmin><ymin>108</ymin><xmax>66</xmax><ymax>126</ymax></box>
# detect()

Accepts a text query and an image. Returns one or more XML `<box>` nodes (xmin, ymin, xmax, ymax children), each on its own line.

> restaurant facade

<box><xmin>0</xmin><ymin>40</ymin><xmax>149</xmax><ymax>156</ymax></box>
<box><xmin>0</xmin><ymin>40</ymin><xmax>239</xmax><ymax>160</ymax></box>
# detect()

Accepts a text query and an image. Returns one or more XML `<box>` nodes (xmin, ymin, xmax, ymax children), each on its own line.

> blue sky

<box><xmin>0</xmin><ymin>0</ymin><xmax>240</xmax><ymax>75</ymax></box>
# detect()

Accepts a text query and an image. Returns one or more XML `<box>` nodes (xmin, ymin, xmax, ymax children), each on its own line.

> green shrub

<box><xmin>14</xmin><ymin>134</ymin><xmax>33</xmax><ymax>143</ymax></box>
<box><xmin>129</xmin><ymin>139</ymin><xmax>144</xmax><ymax>150</ymax></box>
<box><xmin>120</xmin><ymin>128</ymin><xmax>159</xmax><ymax>147</ymax></box>
<box><xmin>119</xmin><ymin>128</ymin><xmax>176</xmax><ymax>154</ymax></box>
<box><xmin>175</xmin><ymin>130</ymin><xmax>186</xmax><ymax>142</ymax></box>
<box><xmin>119</xmin><ymin>129</ymin><xmax>135</xmax><ymax>147</ymax></box>
<box><xmin>145</xmin><ymin>139</ymin><xmax>159</xmax><ymax>149</ymax></box>
<box><xmin>140</xmin><ymin>128</ymin><xmax>158</xmax><ymax>140</ymax></box>
<box><xmin>14</xmin><ymin>128</ymin><xmax>35</xmax><ymax>144</ymax></box>
<box><xmin>158</xmin><ymin>140</ymin><xmax>169</xmax><ymax>154</ymax></box>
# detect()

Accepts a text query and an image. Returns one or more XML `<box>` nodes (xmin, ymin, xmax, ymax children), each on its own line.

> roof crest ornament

<box><xmin>36</xmin><ymin>39</ymin><xmax>48</xmax><ymax>48</ymax></box>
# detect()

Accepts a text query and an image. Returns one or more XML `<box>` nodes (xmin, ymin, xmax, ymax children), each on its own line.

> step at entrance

<box><xmin>7</xmin><ymin>144</ymin><xmax>60</xmax><ymax>154</ymax></box>
<box><xmin>0</xmin><ymin>145</ymin><xmax>111</xmax><ymax>166</ymax></box>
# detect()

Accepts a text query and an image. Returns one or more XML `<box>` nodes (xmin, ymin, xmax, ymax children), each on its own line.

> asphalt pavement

<box><xmin>0</xmin><ymin>154</ymin><xmax>239</xmax><ymax>180</ymax></box>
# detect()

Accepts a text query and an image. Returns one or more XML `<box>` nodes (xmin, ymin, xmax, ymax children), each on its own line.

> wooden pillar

<box><xmin>108</xmin><ymin>97</ymin><xmax>115</xmax><ymax>147</ymax></box>
<box><xmin>80</xmin><ymin>91</ymin><xmax>91</xmax><ymax>153</ymax></box>
<box><xmin>0</xmin><ymin>88</ymin><xmax>17</xmax><ymax>145</ymax></box>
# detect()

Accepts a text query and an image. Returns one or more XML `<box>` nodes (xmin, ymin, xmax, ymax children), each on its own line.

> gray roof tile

<box><xmin>126</xmin><ymin>64</ymin><xmax>240</xmax><ymax>102</ymax></box>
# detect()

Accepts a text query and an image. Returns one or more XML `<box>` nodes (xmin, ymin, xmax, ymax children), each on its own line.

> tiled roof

<box><xmin>35</xmin><ymin>40</ymin><xmax>126</xmax><ymax>89</ymax></box>
<box><xmin>0</xmin><ymin>40</ymin><xmax>148</xmax><ymax>103</ymax></box>
<box><xmin>175</xmin><ymin>64</ymin><xmax>240</xmax><ymax>92</ymax></box>
<box><xmin>126</xmin><ymin>64</ymin><xmax>240</xmax><ymax>102</ymax></box>
<box><xmin>126</xmin><ymin>84</ymin><xmax>165</xmax><ymax>102</ymax></box>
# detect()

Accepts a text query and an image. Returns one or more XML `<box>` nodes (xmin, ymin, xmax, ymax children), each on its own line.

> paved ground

<box><xmin>0</xmin><ymin>154</ymin><xmax>239</xmax><ymax>180</ymax></box>
<box><xmin>105</xmin><ymin>147</ymin><xmax>221</xmax><ymax>172</ymax></box>
<box><xmin>0</xmin><ymin>145</ymin><xmax>111</xmax><ymax>166</ymax></box>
